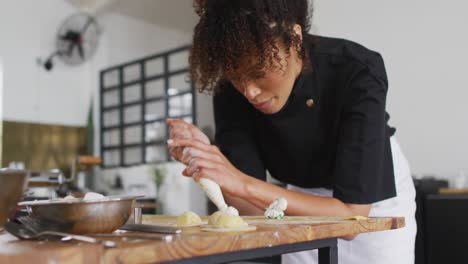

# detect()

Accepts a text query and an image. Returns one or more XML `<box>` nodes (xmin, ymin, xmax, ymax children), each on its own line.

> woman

<box><xmin>167</xmin><ymin>0</ymin><xmax>416</xmax><ymax>263</ymax></box>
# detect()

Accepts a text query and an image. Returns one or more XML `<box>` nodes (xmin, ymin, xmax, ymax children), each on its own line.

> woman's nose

<box><xmin>243</xmin><ymin>83</ymin><xmax>262</xmax><ymax>100</ymax></box>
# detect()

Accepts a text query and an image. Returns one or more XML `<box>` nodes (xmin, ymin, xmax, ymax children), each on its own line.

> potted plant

<box><xmin>152</xmin><ymin>165</ymin><xmax>167</xmax><ymax>214</ymax></box>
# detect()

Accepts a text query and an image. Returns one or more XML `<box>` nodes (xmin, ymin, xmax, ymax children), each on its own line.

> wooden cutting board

<box><xmin>142</xmin><ymin>215</ymin><xmax>375</xmax><ymax>227</ymax></box>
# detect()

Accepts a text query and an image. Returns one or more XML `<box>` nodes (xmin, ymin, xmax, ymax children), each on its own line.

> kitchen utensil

<box><xmin>133</xmin><ymin>207</ymin><xmax>142</xmax><ymax>224</ymax></box>
<box><xmin>70</xmin><ymin>155</ymin><xmax>102</xmax><ymax>190</ymax></box>
<box><xmin>25</xmin><ymin>170</ymin><xmax>65</xmax><ymax>199</ymax></box>
<box><xmin>119</xmin><ymin>223</ymin><xmax>182</xmax><ymax>234</ymax></box>
<box><xmin>18</xmin><ymin>216</ymin><xmax>173</xmax><ymax>242</ymax></box>
<box><xmin>4</xmin><ymin>221</ymin><xmax>116</xmax><ymax>247</ymax></box>
<box><xmin>0</xmin><ymin>169</ymin><xmax>28</xmax><ymax>227</ymax></box>
<box><xmin>94</xmin><ymin>232</ymin><xmax>174</xmax><ymax>242</ymax></box>
<box><xmin>18</xmin><ymin>195</ymin><xmax>141</xmax><ymax>234</ymax></box>
<box><xmin>77</xmin><ymin>156</ymin><xmax>102</xmax><ymax>165</ymax></box>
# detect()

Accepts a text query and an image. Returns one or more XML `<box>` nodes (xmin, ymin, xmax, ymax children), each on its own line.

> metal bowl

<box><xmin>18</xmin><ymin>195</ymin><xmax>140</xmax><ymax>234</ymax></box>
<box><xmin>0</xmin><ymin>170</ymin><xmax>28</xmax><ymax>227</ymax></box>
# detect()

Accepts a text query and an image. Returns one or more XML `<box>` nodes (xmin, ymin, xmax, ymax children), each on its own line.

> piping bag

<box><xmin>198</xmin><ymin>178</ymin><xmax>239</xmax><ymax>216</ymax></box>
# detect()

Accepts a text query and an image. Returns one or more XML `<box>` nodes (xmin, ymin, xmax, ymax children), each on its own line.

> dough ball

<box><xmin>264</xmin><ymin>197</ymin><xmax>287</xmax><ymax>219</ymax></box>
<box><xmin>208</xmin><ymin>210</ymin><xmax>225</xmax><ymax>226</ymax></box>
<box><xmin>270</xmin><ymin>198</ymin><xmax>287</xmax><ymax>211</ymax></box>
<box><xmin>215</xmin><ymin>214</ymin><xmax>247</xmax><ymax>228</ymax></box>
<box><xmin>83</xmin><ymin>192</ymin><xmax>105</xmax><ymax>201</ymax></box>
<box><xmin>209</xmin><ymin>211</ymin><xmax>247</xmax><ymax>228</ymax></box>
<box><xmin>265</xmin><ymin>208</ymin><xmax>285</xmax><ymax>219</ymax></box>
<box><xmin>177</xmin><ymin>211</ymin><xmax>202</xmax><ymax>226</ymax></box>
<box><xmin>64</xmin><ymin>195</ymin><xmax>75</xmax><ymax>200</ymax></box>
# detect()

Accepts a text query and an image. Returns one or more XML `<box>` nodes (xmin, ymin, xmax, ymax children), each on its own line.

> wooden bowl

<box><xmin>0</xmin><ymin>170</ymin><xmax>28</xmax><ymax>227</ymax></box>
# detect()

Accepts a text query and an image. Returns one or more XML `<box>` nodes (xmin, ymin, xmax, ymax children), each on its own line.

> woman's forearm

<box><xmin>166</xmin><ymin>136</ymin><xmax>370</xmax><ymax>218</ymax></box>
<box><xmin>223</xmin><ymin>193</ymin><xmax>264</xmax><ymax>215</ymax></box>
<box><xmin>240</xmin><ymin>174</ymin><xmax>371</xmax><ymax>217</ymax></box>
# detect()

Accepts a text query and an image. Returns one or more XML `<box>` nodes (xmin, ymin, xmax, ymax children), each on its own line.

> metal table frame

<box><xmin>162</xmin><ymin>237</ymin><xmax>338</xmax><ymax>264</ymax></box>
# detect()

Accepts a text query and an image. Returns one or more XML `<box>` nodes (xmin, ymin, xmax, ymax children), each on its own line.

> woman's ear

<box><xmin>293</xmin><ymin>24</ymin><xmax>303</xmax><ymax>41</ymax></box>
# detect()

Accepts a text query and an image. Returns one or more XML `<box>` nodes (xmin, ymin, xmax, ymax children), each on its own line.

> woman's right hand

<box><xmin>166</xmin><ymin>118</ymin><xmax>210</xmax><ymax>165</ymax></box>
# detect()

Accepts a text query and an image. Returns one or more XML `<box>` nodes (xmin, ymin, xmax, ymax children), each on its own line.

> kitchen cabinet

<box><xmin>425</xmin><ymin>194</ymin><xmax>468</xmax><ymax>264</ymax></box>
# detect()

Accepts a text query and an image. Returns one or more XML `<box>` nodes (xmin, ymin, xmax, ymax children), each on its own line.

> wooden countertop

<box><xmin>439</xmin><ymin>188</ymin><xmax>468</xmax><ymax>194</ymax></box>
<box><xmin>0</xmin><ymin>215</ymin><xmax>405</xmax><ymax>264</ymax></box>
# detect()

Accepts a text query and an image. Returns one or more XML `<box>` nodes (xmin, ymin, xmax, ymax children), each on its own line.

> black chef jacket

<box><xmin>213</xmin><ymin>35</ymin><xmax>397</xmax><ymax>204</ymax></box>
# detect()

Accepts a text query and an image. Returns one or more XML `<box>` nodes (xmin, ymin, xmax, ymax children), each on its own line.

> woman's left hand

<box><xmin>167</xmin><ymin>138</ymin><xmax>249</xmax><ymax>197</ymax></box>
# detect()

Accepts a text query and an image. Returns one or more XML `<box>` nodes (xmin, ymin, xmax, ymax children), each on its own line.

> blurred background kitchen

<box><xmin>0</xmin><ymin>1</ymin><xmax>467</xmax><ymax>263</ymax></box>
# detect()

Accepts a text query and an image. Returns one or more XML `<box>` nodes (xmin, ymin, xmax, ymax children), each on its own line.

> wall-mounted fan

<box><xmin>43</xmin><ymin>12</ymin><xmax>100</xmax><ymax>71</ymax></box>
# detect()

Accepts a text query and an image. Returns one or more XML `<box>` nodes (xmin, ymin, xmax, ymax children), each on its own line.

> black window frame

<box><xmin>99</xmin><ymin>45</ymin><xmax>196</xmax><ymax>168</ymax></box>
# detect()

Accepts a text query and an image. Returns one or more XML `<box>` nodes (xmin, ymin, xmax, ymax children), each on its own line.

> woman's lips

<box><xmin>253</xmin><ymin>98</ymin><xmax>273</xmax><ymax>110</ymax></box>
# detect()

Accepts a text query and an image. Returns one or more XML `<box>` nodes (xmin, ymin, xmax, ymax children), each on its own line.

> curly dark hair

<box><xmin>190</xmin><ymin>0</ymin><xmax>313</xmax><ymax>94</ymax></box>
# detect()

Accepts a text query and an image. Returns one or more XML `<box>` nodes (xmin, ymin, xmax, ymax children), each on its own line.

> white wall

<box><xmin>0</xmin><ymin>58</ymin><xmax>3</xmax><ymax>164</ymax></box>
<box><xmin>313</xmin><ymin>0</ymin><xmax>468</xmax><ymax>180</ymax></box>
<box><xmin>0</xmin><ymin>0</ymin><xmax>92</xmax><ymax>126</ymax></box>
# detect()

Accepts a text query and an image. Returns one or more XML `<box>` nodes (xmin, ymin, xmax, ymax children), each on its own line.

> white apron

<box><xmin>282</xmin><ymin>137</ymin><xmax>417</xmax><ymax>264</ymax></box>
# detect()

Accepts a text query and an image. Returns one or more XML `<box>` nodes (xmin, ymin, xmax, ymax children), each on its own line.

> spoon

<box><xmin>4</xmin><ymin>221</ymin><xmax>117</xmax><ymax>248</ymax></box>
